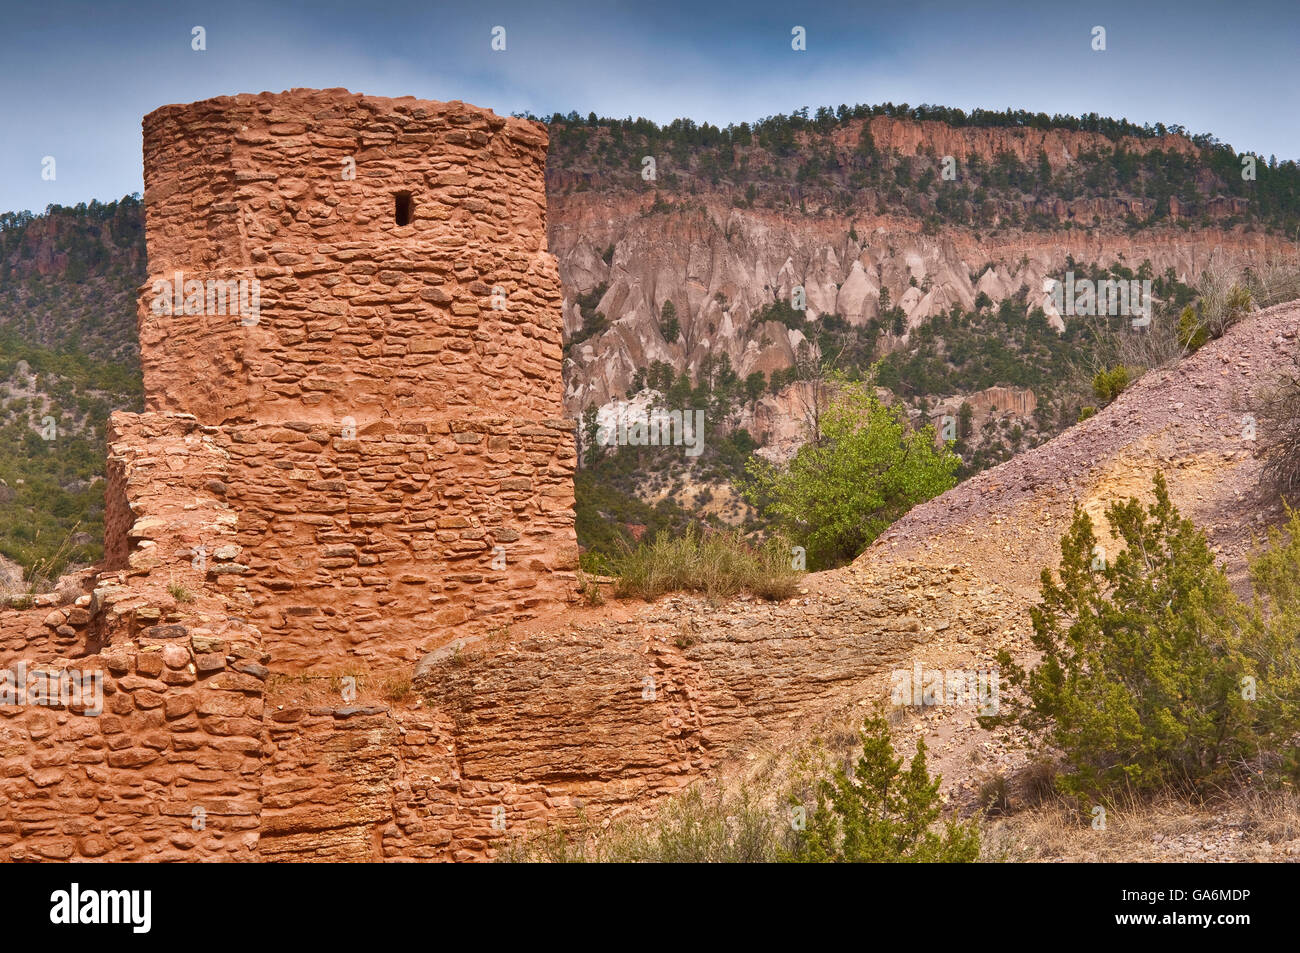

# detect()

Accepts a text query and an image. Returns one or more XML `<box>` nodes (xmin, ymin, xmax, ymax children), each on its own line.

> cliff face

<box><xmin>545</xmin><ymin>113</ymin><xmax>1296</xmax><ymax>419</ymax></box>
<box><xmin>549</xmin><ymin>188</ymin><xmax>1294</xmax><ymax>413</ymax></box>
<box><xmin>0</xmin><ymin>198</ymin><xmax>143</xmax><ymax>363</ymax></box>
<box><xmin>849</xmin><ymin>116</ymin><xmax>1199</xmax><ymax>168</ymax></box>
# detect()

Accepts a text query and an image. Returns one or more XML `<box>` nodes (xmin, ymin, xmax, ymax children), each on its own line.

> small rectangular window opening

<box><xmin>395</xmin><ymin>191</ymin><xmax>413</xmax><ymax>226</ymax></box>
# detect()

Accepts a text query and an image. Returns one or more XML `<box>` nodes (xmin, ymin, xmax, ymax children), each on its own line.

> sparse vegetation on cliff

<box><xmin>543</xmin><ymin>103</ymin><xmax>1300</xmax><ymax>234</ymax></box>
<box><xmin>0</xmin><ymin>328</ymin><xmax>141</xmax><ymax>579</ymax></box>
<box><xmin>0</xmin><ymin>198</ymin><xmax>145</xmax><ymax>580</ymax></box>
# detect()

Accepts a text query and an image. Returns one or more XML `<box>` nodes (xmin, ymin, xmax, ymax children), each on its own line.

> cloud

<box><xmin>0</xmin><ymin>0</ymin><xmax>1296</xmax><ymax>211</ymax></box>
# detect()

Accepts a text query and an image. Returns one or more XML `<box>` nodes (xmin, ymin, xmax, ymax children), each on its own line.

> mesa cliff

<box><xmin>552</xmin><ymin>194</ymin><xmax>1294</xmax><ymax>415</ymax></box>
<box><xmin>547</xmin><ymin>114</ymin><xmax>1295</xmax><ymax>415</ymax></box>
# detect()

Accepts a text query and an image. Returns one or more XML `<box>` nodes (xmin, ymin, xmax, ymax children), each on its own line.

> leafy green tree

<box><xmin>786</xmin><ymin>716</ymin><xmax>979</xmax><ymax>863</ymax></box>
<box><xmin>743</xmin><ymin>377</ymin><xmax>959</xmax><ymax>568</ymax></box>
<box><xmin>991</xmin><ymin>473</ymin><xmax>1300</xmax><ymax>798</ymax></box>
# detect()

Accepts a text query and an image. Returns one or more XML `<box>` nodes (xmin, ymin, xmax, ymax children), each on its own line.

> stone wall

<box><xmin>223</xmin><ymin>415</ymin><xmax>575</xmax><ymax>672</ymax></box>
<box><xmin>1</xmin><ymin>411</ymin><xmax>265</xmax><ymax>860</ymax></box>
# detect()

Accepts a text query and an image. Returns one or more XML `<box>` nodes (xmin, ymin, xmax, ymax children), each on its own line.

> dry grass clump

<box><xmin>496</xmin><ymin>785</ymin><xmax>781</xmax><ymax>863</ymax></box>
<box><xmin>612</xmin><ymin>525</ymin><xmax>801</xmax><ymax>602</ymax></box>
<box><xmin>981</xmin><ymin>788</ymin><xmax>1300</xmax><ymax>862</ymax></box>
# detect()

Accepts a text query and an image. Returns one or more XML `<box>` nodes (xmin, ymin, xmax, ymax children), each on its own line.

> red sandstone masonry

<box><xmin>0</xmin><ymin>90</ymin><xmax>581</xmax><ymax>861</ymax></box>
<box><xmin>136</xmin><ymin>89</ymin><xmax>578</xmax><ymax>666</ymax></box>
<box><xmin>225</xmin><ymin>416</ymin><xmax>574</xmax><ymax>671</ymax></box>
<box><xmin>139</xmin><ymin>88</ymin><xmax>563</xmax><ymax>426</ymax></box>
<box><xmin>1</xmin><ymin>413</ymin><xmax>266</xmax><ymax>860</ymax></box>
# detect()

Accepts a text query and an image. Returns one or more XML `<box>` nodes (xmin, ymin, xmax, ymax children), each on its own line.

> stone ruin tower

<box><xmin>111</xmin><ymin>89</ymin><xmax>577</xmax><ymax>671</ymax></box>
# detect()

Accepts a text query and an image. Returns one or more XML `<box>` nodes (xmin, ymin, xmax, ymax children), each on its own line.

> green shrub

<box><xmin>1176</xmin><ymin>303</ymin><xmax>1209</xmax><ymax>352</ymax></box>
<box><xmin>787</xmin><ymin>716</ymin><xmax>980</xmax><ymax>862</ymax></box>
<box><xmin>1239</xmin><ymin>507</ymin><xmax>1300</xmax><ymax>783</ymax></box>
<box><xmin>1091</xmin><ymin>365</ymin><xmax>1135</xmax><ymax>404</ymax></box>
<box><xmin>991</xmin><ymin>473</ymin><xmax>1300</xmax><ymax>799</ymax></box>
<box><xmin>1174</xmin><ymin>279</ymin><xmax>1250</xmax><ymax>354</ymax></box>
<box><xmin>1194</xmin><ymin>267</ymin><xmax>1255</xmax><ymax>340</ymax></box>
<box><xmin>742</xmin><ymin>377</ymin><xmax>959</xmax><ymax>568</ymax></box>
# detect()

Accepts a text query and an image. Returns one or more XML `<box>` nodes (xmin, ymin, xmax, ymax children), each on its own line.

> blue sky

<box><xmin>2</xmin><ymin>0</ymin><xmax>1298</xmax><ymax>212</ymax></box>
